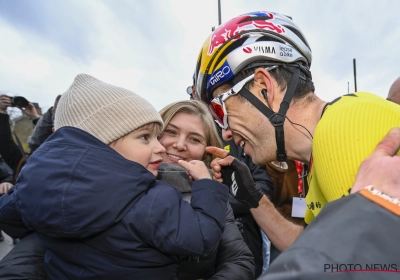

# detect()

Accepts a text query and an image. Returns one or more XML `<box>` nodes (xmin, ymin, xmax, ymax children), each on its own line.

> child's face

<box><xmin>109</xmin><ymin>123</ymin><xmax>166</xmax><ymax>176</ymax></box>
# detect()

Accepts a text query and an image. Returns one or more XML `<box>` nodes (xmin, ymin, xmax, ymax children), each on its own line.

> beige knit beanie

<box><xmin>54</xmin><ymin>74</ymin><xmax>163</xmax><ymax>144</ymax></box>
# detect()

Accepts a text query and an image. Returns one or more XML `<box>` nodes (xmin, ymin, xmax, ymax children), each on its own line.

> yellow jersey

<box><xmin>305</xmin><ymin>92</ymin><xmax>400</xmax><ymax>224</ymax></box>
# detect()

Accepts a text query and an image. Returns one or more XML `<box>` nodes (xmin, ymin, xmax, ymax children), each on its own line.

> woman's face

<box><xmin>159</xmin><ymin>112</ymin><xmax>207</xmax><ymax>165</ymax></box>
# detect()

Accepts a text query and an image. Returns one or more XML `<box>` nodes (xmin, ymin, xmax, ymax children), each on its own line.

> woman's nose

<box><xmin>173</xmin><ymin>137</ymin><xmax>187</xmax><ymax>151</ymax></box>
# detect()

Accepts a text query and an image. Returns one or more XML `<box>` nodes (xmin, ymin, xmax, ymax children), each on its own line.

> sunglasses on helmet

<box><xmin>209</xmin><ymin>65</ymin><xmax>278</xmax><ymax>129</ymax></box>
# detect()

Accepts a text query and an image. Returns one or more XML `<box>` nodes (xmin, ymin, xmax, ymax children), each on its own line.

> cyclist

<box><xmin>192</xmin><ymin>10</ymin><xmax>400</xmax><ymax>252</ymax></box>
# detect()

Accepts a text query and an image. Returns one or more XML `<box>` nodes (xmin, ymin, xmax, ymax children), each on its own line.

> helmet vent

<box><xmin>238</xmin><ymin>16</ymin><xmax>272</xmax><ymax>24</ymax></box>
<box><xmin>256</xmin><ymin>35</ymin><xmax>282</xmax><ymax>43</ymax></box>
<box><xmin>284</xmin><ymin>25</ymin><xmax>310</xmax><ymax>49</ymax></box>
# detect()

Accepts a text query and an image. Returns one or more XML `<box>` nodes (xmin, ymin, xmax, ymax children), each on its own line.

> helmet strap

<box><xmin>239</xmin><ymin>67</ymin><xmax>300</xmax><ymax>162</ymax></box>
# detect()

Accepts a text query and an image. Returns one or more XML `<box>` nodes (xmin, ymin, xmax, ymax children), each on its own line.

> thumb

<box><xmin>217</xmin><ymin>155</ymin><xmax>235</xmax><ymax>166</ymax></box>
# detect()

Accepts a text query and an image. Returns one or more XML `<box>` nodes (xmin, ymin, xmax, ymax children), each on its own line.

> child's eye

<box><xmin>140</xmin><ymin>134</ymin><xmax>149</xmax><ymax>141</ymax></box>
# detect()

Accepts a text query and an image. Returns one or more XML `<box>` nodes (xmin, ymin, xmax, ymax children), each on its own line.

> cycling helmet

<box><xmin>194</xmin><ymin>11</ymin><xmax>312</xmax><ymax>102</ymax></box>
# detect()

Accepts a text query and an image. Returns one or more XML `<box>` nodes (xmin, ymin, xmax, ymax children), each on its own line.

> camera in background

<box><xmin>7</xmin><ymin>96</ymin><xmax>30</xmax><ymax>108</ymax></box>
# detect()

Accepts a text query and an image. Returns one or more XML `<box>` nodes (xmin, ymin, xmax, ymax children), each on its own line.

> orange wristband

<box><xmin>360</xmin><ymin>186</ymin><xmax>400</xmax><ymax>216</ymax></box>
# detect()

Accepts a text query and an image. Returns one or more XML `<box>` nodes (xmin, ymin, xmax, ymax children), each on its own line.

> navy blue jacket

<box><xmin>0</xmin><ymin>127</ymin><xmax>229</xmax><ymax>280</ymax></box>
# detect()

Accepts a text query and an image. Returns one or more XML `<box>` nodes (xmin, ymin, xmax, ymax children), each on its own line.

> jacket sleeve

<box><xmin>28</xmin><ymin>108</ymin><xmax>54</xmax><ymax>153</ymax></box>
<box><xmin>137</xmin><ymin>179</ymin><xmax>229</xmax><ymax>257</ymax></box>
<box><xmin>258</xmin><ymin>193</ymin><xmax>400</xmax><ymax>280</ymax></box>
<box><xmin>0</xmin><ymin>187</ymin><xmax>32</xmax><ymax>238</ymax></box>
<box><xmin>244</xmin><ymin>155</ymin><xmax>274</xmax><ymax>199</ymax></box>
<box><xmin>0</xmin><ymin>232</ymin><xmax>47</xmax><ymax>279</ymax></box>
<box><xmin>210</xmin><ymin>203</ymin><xmax>255</xmax><ymax>280</ymax></box>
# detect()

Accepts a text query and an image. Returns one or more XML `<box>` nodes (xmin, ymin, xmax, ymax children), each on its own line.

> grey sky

<box><xmin>0</xmin><ymin>0</ymin><xmax>99</xmax><ymax>62</ymax></box>
<box><xmin>0</xmin><ymin>0</ymin><xmax>399</xmax><ymax>113</ymax></box>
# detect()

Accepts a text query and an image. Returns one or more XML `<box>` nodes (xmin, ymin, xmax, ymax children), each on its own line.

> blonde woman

<box><xmin>158</xmin><ymin>100</ymin><xmax>255</xmax><ymax>280</ymax></box>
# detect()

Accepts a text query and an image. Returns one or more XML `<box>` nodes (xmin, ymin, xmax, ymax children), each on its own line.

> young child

<box><xmin>0</xmin><ymin>74</ymin><xmax>229</xmax><ymax>279</ymax></box>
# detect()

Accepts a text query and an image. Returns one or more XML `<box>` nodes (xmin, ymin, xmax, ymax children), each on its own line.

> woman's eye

<box><xmin>165</xmin><ymin>129</ymin><xmax>176</xmax><ymax>135</ymax></box>
<box><xmin>189</xmin><ymin>137</ymin><xmax>201</xmax><ymax>143</ymax></box>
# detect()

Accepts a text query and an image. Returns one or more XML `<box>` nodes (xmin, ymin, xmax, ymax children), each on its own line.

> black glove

<box><xmin>221</xmin><ymin>158</ymin><xmax>264</xmax><ymax>209</ymax></box>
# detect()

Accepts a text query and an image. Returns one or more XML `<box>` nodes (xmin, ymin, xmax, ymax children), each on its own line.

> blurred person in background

<box><xmin>0</xmin><ymin>154</ymin><xmax>14</xmax><ymax>242</ymax></box>
<box><xmin>28</xmin><ymin>94</ymin><xmax>62</xmax><ymax>153</ymax></box>
<box><xmin>387</xmin><ymin>76</ymin><xmax>400</xmax><ymax>105</ymax></box>
<box><xmin>0</xmin><ymin>94</ymin><xmax>39</xmax><ymax>177</ymax></box>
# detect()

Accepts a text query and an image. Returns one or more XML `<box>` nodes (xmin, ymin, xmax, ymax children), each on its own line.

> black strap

<box><xmin>278</xmin><ymin>68</ymin><xmax>300</xmax><ymax>116</ymax></box>
<box><xmin>271</xmin><ymin>67</ymin><xmax>300</xmax><ymax>161</ymax></box>
<box><xmin>240</xmin><ymin>87</ymin><xmax>275</xmax><ymax>119</ymax></box>
<box><xmin>239</xmin><ymin>67</ymin><xmax>301</xmax><ymax>162</ymax></box>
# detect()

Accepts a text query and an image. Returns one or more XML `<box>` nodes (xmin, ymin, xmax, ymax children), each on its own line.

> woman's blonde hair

<box><xmin>159</xmin><ymin>100</ymin><xmax>222</xmax><ymax>167</ymax></box>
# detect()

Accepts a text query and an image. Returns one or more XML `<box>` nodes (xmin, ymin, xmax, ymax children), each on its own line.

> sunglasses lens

<box><xmin>209</xmin><ymin>102</ymin><xmax>225</xmax><ymax>127</ymax></box>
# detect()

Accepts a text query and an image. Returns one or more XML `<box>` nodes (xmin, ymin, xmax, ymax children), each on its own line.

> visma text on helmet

<box><xmin>253</xmin><ymin>46</ymin><xmax>276</xmax><ymax>54</ymax></box>
<box><xmin>210</xmin><ymin>66</ymin><xmax>231</xmax><ymax>86</ymax></box>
